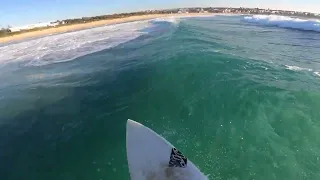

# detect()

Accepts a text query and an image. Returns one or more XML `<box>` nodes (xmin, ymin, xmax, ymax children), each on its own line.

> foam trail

<box><xmin>285</xmin><ymin>65</ymin><xmax>312</xmax><ymax>72</ymax></box>
<box><xmin>152</xmin><ymin>17</ymin><xmax>180</xmax><ymax>24</ymax></box>
<box><xmin>0</xmin><ymin>21</ymin><xmax>152</xmax><ymax>66</ymax></box>
<box><xmin>243</xmin><ymin>15</ymin><xmax>320</xmax><ymax>32</ymax></box>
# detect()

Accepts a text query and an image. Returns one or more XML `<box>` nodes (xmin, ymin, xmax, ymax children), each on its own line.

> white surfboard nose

<box><xmin>127</xmin><ymin>119</ymin><xmax>134</xmax><ymax>131</ymax></box>
<box><xmin>127</xmin><ymin>119</ymin><xmax>142</xmax><ymax>129</ymax></box>
<box><xmin>127</xmin><ymin>119</ymin><xmax>143</xmax><ymax>138</ymax></box>
<box><xmin>126</xmin><ymin>119</ymin><xmax>208</xmax><ymax>180</ymax></box>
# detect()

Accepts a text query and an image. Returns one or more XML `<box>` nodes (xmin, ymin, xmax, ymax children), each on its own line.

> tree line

<box><xmin>61</xmin><ymin>10</ymin><xmax>179</xmax><ymax>24</ymax></box>
<box><xmin>0</xmin><ymin>28</ymin><xmax>12</xmax><ymax>37</ymax></box>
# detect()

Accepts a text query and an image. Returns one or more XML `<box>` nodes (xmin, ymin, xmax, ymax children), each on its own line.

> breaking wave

<box><xmin>243</xmin><ymin>15</ymin><xmax>320</xmax><ymax>32</ymax></box>
<box><xmin>0</xmin><ymin>18</ymin><xmax>180</xmax><ymax>67</ymax></box>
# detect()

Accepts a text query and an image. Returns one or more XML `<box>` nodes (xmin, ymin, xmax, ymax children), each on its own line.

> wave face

<box><xmin>0</xmin><ymin>21</ymin><xmax>151</xmax><ymax>66</ymax></box>
<box><xmin>244</xmin><ymin>15</ymin><xmax>320</xmax><ymax>32</ymax></box>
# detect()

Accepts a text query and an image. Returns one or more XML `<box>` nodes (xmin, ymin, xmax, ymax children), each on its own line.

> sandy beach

<box><xmin>0</xmin><ymin>13</ymin><xmax>214</xmax><ymax>44</ymax></box>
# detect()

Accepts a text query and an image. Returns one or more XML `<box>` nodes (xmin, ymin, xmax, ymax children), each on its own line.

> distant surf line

<box><xmin>243</xmin><ymin>15</ymin><xmax>320</xmax><ymax>32</ymax></box>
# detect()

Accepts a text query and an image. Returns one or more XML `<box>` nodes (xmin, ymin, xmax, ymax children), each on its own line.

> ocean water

<box><xmin>1</xmin><ymin>15</ymin><xmax>320</xmax><ymax>180</ymax></box>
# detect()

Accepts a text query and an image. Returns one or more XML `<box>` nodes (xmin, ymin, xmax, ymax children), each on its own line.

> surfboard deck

<box><xmin>126</xmin><ymin>119</ymin><xmax>208</xmax><ymax>180</ymax></box>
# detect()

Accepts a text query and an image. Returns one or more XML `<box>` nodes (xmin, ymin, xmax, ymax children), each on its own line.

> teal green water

<box><xmin>1</xmin><ymin>16</ymin><xmax>320</xmax><ymax>179</ymax></box>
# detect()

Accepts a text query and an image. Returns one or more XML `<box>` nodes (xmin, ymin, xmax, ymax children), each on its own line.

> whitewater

<box><xmin>0</xmin><ymin>15</ymin><xmax>216</xmax><ymax>68</ymax></box>
<box><xmin>0</xmin><ymin>21</ymin><xmax>151</xmax><ymax>66</ymax></box>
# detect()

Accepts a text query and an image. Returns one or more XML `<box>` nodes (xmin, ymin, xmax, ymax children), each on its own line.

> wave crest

<box><xmin>243</xmin><ymin>15</ymin><xmax>320</xmax><ymax>32</ymax></box>
<box><xmin>152</xmin><ymin>17</ymin><xmax>180</xmax><ymax>25</ymax></box>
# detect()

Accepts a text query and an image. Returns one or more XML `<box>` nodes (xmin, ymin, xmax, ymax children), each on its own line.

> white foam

<box><xmin>0</xmin><ymin>20</ymin><xmax>152</xmax><ymax>66</ymax></box>
<box><xmin>314</xmin><ymin>72</ymin><xmax>320</xmax><ymax>77</ymax></box>
<box><xmin>153</xmin><ymin>17</ymin><xmax>178</xmax><ymax>23</ymax></box>
<box><xmin>151</xmin><ymin>16</ymin><xmax>182</xmax><ymax>27</ymax></box>
<box><xmin>285</xmin><ymin>65</ymin><xmax>312</xmax><ymax>71</ymax></box>
<box><xmin>243</xmin><ymin>15</ymin><xmax>320</xmax><ymax>32</ymax></box>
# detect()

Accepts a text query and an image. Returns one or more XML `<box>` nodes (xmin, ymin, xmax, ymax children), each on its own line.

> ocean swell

<box><xmin>243</xmin><ymin>15</ymin><xmax>320</xmax><ymax>32</ymax></box>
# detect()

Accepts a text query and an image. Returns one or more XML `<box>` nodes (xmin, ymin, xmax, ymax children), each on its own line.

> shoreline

<box><xmin>0</xmin><ymin>13</ymin><xmax>216</xmax><ymax>44</ymax></box>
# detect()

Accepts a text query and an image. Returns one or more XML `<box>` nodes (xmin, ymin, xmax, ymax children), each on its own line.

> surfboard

<box><xmin>126</xmin><ymin>119</ymin><xmax>208</xmax><ymax>180</ymax></box>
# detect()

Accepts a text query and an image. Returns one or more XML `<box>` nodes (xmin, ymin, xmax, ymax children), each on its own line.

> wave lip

<box><xmin>243</xmin><ymin>15</ymin><xmax>320</xmax><ymax>32</ymax></box>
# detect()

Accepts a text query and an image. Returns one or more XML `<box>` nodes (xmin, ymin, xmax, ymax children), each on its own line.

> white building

<box><xmin>178</xmin><ymin>9</ymin><xmax>189</xmax><ymax>14</ymax></box>
<box><xmin>9</xmin><ymin>22</ymin><xmax>59</xmax><ymax>32</ymax></box>
<box><xmin>199</xmin><ymin>8</ymin><xmax>208</xmax><ymax>13</ymax></box>
<box><xmin>223</xmin><ymin>9</ymin><xmax>231</xmax><ymax>13</ymax></box>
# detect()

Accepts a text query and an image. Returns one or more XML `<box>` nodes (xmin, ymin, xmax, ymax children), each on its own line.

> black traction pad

<box><xmin>168</xmin><ymin>148</ymin><xmax>187</xmax><ymax>168</ymax></box>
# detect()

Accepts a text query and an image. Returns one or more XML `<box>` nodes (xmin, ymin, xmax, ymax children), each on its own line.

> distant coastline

<box><xmin>1</xmin><ymin>7</ymin><xmax>319</xmax><ymax>43</ymax></box>
<box><xmin>0</xmin><ymin>13</ymin><xmax>213</xmax><ymax>44</ymax></box>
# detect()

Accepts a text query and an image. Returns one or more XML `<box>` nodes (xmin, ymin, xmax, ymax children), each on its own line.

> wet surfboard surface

<box><xmin>126</xmin><ymin>119</ymin><xmax>208</xmax><ymax>180</ymax></box>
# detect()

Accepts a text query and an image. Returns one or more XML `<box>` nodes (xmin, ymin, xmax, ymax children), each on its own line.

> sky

<box><xmin>0</xmin><ymin>0</ymin><xmax>319</xmax><ymax>27</ymax></box>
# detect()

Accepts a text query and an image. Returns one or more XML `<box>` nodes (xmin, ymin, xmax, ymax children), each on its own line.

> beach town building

<box><xmin>178</xmin><ymin>9</ymin><xmax>189</xmax><ymax>14</ymax></box>
<box><xmin>199</xmin><ymin>8</ymin><xmax>208</xmax><ymax>13</ymax></box>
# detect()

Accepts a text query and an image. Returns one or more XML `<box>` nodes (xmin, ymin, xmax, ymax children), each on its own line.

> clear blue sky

<box><xmin>0</xmin><ymin>0</ymin><xmax>319</xmax><ymax>27</ymax></box>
